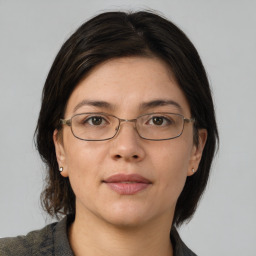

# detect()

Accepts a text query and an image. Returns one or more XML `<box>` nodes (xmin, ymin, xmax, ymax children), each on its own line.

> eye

<box><xmin>88</xmin><ymin>116</ymin><xmax>106</xmax><ymax>126</ymax></box>
<box><xmin>152</xmin><ymin>116</ymin><xmax>164</xmax><ymax>125</ymax></box>
<box><xmin>147</xmin><ymin>115</ymin><xmax>173</xmax><ymax>126</ymax></box>
<box><xmin>81</xmin><ymin>115</ymin><xmax>109</xmax><ymax>126</ymax></box>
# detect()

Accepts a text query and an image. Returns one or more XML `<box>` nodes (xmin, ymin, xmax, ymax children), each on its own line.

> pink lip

<box><xmin>103</xmin><ymin>174</ymin><xmax>152</xmax><ymax>195</ymax></box>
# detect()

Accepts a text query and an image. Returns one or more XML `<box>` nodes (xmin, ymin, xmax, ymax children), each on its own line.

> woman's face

<box><xmin>54</xmin><ymin>57</ymin><xmax>206</xmax><ymax>228</ymax></box>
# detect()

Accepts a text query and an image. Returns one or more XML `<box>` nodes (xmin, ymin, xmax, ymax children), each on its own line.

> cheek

<box><xmin>150</xmin><ymin>139</ymin><xmax>192</xmax><ymax>194</ymax></box>
<box><xmin>63</xmin><ymin>136</ymin><xmax>105</xmax><ymax>192</ymax></box>
<box><xmin>64</xmin><ymin>147</ymin><xmax>103</xmax><ymax>211</ymax></box>
<box><xmin>64</xmin><ymin>128</ymin><xmax>103</xmax><ymax>167</ymax></box>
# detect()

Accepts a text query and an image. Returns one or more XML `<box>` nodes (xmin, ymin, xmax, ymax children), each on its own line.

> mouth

<box><xmin>103</xmin><ymin>174</ymin><xmax>152</xmax><ymax>195</ymax></box>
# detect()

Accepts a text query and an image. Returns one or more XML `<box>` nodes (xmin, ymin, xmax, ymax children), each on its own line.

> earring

<box><xmin>192</xmin><ymin>168</ymin><xmax>195</xmax><ymax>173</ymax></box>
<box><xmin>59</xmin><ymin>167</ymin><xmax>63</xmax><ymax>172</ymax></box>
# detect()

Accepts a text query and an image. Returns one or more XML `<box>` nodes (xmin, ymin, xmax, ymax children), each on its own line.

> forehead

<box><xmin>65</xmin><ymin>57</ymin><xmax>191</xmax><ymax>117</ymax></box>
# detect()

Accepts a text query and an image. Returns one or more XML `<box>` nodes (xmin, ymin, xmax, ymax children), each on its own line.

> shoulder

<box><xmin>0</xmin><ymin>222</ymin><xmax>57</xmax><ymax>256</ymax></box>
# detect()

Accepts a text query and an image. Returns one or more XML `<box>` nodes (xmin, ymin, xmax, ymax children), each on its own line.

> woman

<box><xmin>0</xmin><ymin>10</ymin><xmax>218</xmax><ymax>256</ymax></box>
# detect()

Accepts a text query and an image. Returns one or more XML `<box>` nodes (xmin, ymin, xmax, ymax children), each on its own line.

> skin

<box><xmin>53</xmin><ymin>57</ymin><xmax>207</xmax><ymax>256</ymax></box>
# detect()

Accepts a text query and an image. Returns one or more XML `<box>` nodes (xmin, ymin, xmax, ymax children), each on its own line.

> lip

<box><xmin>103</xmin><ymin>174</ymin><xmax>152</xmax><ymax>195</ymax></box>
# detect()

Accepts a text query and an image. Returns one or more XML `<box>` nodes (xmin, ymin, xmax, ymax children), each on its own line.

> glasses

<box><xmin>60</xmin><ymin>112</ymin><xmax>195</xmax><ymax>141</ymax></box>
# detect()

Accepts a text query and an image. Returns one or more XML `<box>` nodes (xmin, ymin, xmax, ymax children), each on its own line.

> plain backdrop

<box><xmin>0</xmin><ymin>1</ymin><xmax>255</xmax><ymax>255</ymax></box>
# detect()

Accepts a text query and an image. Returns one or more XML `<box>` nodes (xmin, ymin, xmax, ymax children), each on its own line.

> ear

<box><xmin>187</xmin><ymin>129</ymin><xmax>208</xmax><ymax>176</ymax></box>
<box><xmin>53</xmin><ymin>129</ymin><xmax>69</xmax><ymax>177</ymax></box>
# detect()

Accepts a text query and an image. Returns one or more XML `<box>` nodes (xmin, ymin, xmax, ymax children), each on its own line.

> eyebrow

<box><xmin>73</xmin><ymin>99</ymin><xmax>183</xmax><ymax>113</ymax></box>
<box><xmin>73</xmin><ymin>100</ymin><xmax>114</xmax><ymax>113</ymax></box>
<box><xmin>139</xmin><ymin>99</ymin><xmax>183</xmax><ymax>112</ymax></box>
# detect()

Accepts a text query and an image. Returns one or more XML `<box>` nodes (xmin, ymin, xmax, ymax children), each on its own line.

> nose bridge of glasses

<box><xmin>119</xmin><ymin>118</ymin><xmax>137</xmax><ymax>123</ymax></box>
<box><xmin>115</xmin><ymin>118</ymin><xmax>138</xmax><ymax>133</ymax></box>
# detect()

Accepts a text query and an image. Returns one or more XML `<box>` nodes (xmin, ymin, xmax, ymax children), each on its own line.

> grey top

<box><xmin>0</xmin><ymin>215</ymin><xmax>197</xmax><ymax>256</ymax></box>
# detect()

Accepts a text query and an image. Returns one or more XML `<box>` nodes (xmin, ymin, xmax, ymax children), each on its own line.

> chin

<box><xmin>101</xmin><ymin>202</ymin><xmax>154</xmax><ymax>229</ymax></box>
<box><xmin>105</xmin><ymin>214</ymin><xmax>149</xmax><ymax>229</ymax></box>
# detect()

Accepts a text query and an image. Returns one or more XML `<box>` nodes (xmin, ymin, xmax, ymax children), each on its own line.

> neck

<box><xmin>68</xmin><ymin>208</ymin><xmax>173</xmax><ymax>256</ymax></box>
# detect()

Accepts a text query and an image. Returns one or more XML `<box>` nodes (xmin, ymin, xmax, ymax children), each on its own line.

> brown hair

<box><xmin>35</xmin><ymin>10</ymin><xmax>218</xmax><ymax>226</ymax></box>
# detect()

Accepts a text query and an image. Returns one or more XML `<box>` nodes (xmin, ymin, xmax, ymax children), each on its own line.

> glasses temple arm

<box><xmin>60</xmin><ymin>119</ymin><xmax>71</xmax><ymax>126</ymax></box>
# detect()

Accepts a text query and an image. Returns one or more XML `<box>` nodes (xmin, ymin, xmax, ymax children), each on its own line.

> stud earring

<box><xmin>192</xmin><ymin>168</ymin><xmax>195</xmax><ymax>173</ymax></box>
<box><xmin>59</xmin><ymin>167</ymin><xmax>63</xmax><ymax>172</ymax></box>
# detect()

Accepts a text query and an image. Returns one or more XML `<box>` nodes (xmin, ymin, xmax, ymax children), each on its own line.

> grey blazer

<box><xmin>0</xmin><ymin>215</ymin><xmax>197</xmax><ymax>256</ymax></box>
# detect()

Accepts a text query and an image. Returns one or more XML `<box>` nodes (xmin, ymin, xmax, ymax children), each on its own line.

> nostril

<box><xmin>133</xmin><ymin>155</ymin><xmax>139</xmax><ymax>159</ymax></box>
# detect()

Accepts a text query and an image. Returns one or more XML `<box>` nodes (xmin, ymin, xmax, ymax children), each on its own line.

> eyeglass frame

<box><xmin>60</xmin><ymin>112</ymin><xmax>195</xmax><ymax>141</ymax></box>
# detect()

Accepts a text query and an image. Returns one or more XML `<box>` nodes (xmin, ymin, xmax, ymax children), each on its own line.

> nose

<box><xmin>109</xmin><ymin>121</ymin><xmax>146</xmax><ymax>162</ymax></box>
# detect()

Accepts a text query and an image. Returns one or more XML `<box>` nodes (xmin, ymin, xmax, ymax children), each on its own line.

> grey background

<box><xmin>0</xmin><ymin>0</ymin><xmax>256</xmax><ymax>255</ymax></box>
